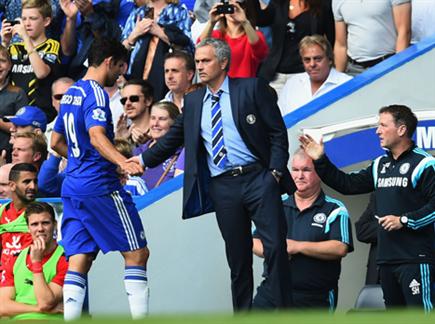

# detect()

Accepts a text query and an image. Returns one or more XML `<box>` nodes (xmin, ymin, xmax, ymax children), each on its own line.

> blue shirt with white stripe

<box><xmin>54</xmin><ymin>79</ymin><xmax>122</xmax><ymax>197</ymax></box>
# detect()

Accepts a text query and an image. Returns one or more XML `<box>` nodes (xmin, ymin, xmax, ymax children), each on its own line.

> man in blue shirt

<box><xmin>130</xmin><ymin>38</ymin><xmax>295</xmax><ymax>310</ymax></box>
<box><xmin>51</xmin><ymin>38</ymin><xmax>149</xmax><ymax>320</ymax></box>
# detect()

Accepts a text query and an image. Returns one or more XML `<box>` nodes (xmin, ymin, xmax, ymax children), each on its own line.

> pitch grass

<box><xmin>2</xmin><ymin>310</ymin><xmax>432</xmax><ymax>323</ymax></box>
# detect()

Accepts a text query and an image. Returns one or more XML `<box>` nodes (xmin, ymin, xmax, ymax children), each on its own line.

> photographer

<box><xmin>199</xmin><ymin>0</ymin><xmax>268</xmax><ymax>78</ymax></box>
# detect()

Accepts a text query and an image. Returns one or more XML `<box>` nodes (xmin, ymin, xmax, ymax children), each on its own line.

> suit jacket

<box><xmin>141</xmin><ymin>77</ymin><xmax>295</xmax><ymax>219</ymax></box>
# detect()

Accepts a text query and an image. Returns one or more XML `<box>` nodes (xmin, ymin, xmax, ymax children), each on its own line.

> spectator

<box><xmin>411</xmin><ymin>0</ymin><xmax>435</xmax><ymax>44</ymax></box>
<box><xmin>0</xmin><ymin>202</ymin><xmax>66</xmax><ymax>320</ymax></box>
<box><xmin>1</xmin><ymin>0</ymin><xmax>61</xmax><ymax>123</ymax></box>
<box><xmin>333</xmin><ymin>0</ymin><xmax>411</xmax><ymax>75</ymax></box>
<box><xmin>114</xmin><ymin>138</ymin><xmax>148</xmax><ymax>196</ymax></box>
<box><xmin>163</xmin><ymin>50</ymin><xmax>195</xmax><ymax>109</ymax></box>
<box><xmin>0</xmin><ymin>163</ymin><xmax>13</xmax><ymax>199</ymax></box>
<box><xmin>60</xmin><ymin>0</ymin><xmax>123</xmax><ymax>79</ymax></box>
<box><xmin>0</xmin><ymin>163</ymin><xmax>38</xmax><ymax>272</ymax></box>
<box><xmin>199</xmin><ymin>0</ymin><xmax>269</xmax><ymax>78</ymax></box>
<box><xmin>254</xmin><ymin>0</ymin><xmax>335</xmax><ymax>92</ymax></box>
<box><xmin>122</xmin><ymin>0</ymin><xmax>193</xmax><ymax>100</ymax></box>
<box><xmin>3</xmin><ymin>106</ymin><xmax>47</xmax><ymax>145</ymax></box>
<box><xmin>0</xmin><ymin>45</ymin><xmax>28</xmax><ymax>159</ymax></box>
<box><xmin>355</xmin><ymin>193</ymin><xmax>380</xmax><ymax>285</ymax></box>
<box><xmin>46</xmin><ymin>77</ymin><xmax>74</xmax><ymax>151</ymax></box>
<box><xmin>253</xmin><ymin>149</ymin><xmax>353</xmax><ymax>309</ymax></box>
<box><xmin>117</xmin><ymin>79</ymin><xmax>154</xmax><ymax>145</ymax></box>
<box><xmin>133</xmin><ymin>101</ymin><xmax>182</xmax><ymax>189</ymax></box>
<box><xmin>12</xmin><ymin>132</ymin><xmax>48</xmax><ymax>171</ymax></box>
<box><xmin>0</xmin><ymin>0</ymin><xmax>63</xmax><ymax>42</ymax></box>
<box><xmin>278</xmin><ymin>34</ymin><xmax>351</xmax><ymax>116</ymax></box>
<box><xmin>300</xmin><ymin>105</ymin><xmax>435</xmax><ymax>309</ymax></box>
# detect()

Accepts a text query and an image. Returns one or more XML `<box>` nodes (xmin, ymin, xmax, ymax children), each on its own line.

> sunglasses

<box><xmin>53</xmin><ymin>93</ymin><xmax>64</xmax><ymax>101</ymax></box>
<box><xmin>120</xmin><ymin>95</ymin><xmax>144</xmax><ymax>105</ymax></box>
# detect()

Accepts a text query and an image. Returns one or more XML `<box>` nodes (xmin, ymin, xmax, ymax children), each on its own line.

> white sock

<box><xmin>124</xmin><ymin>266</ymin><xmax>149</xmax><ymax>319</ymax></box>
<box><xmin>63</xmin><ymin>271</ymin><xmax>87</xmax><ymax>321</ymax></box>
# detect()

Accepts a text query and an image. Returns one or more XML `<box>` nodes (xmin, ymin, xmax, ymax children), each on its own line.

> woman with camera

<box><xmin>199</xmin><ymin>0</ymin><xmax>269</xmax><ymax>78</ymax></box>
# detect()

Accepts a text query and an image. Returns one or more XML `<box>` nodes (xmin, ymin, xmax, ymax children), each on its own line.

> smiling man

<box><xmin>0</xmin><ymin>201</ymin><xmax>67</xmax><ymax>320</ymax></box>
<box><xmin>278</xmin><ymin>35</ymin><xmax>352</xmax><ymax>116</ymax></box>
<box><xmin>300</xmin><ymin>105</ymin><xmax>435</xmax><ymax>311</ymax></box>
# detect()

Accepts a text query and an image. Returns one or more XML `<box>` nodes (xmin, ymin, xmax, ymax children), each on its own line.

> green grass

<box><xmin>5</xmin><ymin>310</ymin><xmax>431</xmax><ymax>324</ymax></box>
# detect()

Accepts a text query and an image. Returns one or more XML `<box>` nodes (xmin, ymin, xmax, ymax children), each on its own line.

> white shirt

<box><xmin>278</xmin><ymin>68</ymin><xmax>352</xmax><ymax>116</ymax></box>
<box><xmin>163</xmin><ymin>90</ymin><xmax>184</xmax><ymax>108</ymax></box>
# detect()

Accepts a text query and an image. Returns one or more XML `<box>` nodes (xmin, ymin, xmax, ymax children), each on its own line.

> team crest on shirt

<box><xmin>399</xmin><ymin>163</ymin><xmax>410</xmax><ymax>175</ymax></box>
<box><xmin>409</xmin><ymin>279</ymin><xmax>421</xmax><ymax>295</ymax></box>
<box><xmin>311</xmin><ymin>213</ymin><xmax>326</xmax><ymax>228</ymax></box>
<box><xmin>92</xmin><ymin>108</ymin><xmax>106</xmax><ymax>122</ymax></box>
<box><xmin>140</xmin><ymin>231</ymin><xmax>146</xmax><ymax>240</ymax></box>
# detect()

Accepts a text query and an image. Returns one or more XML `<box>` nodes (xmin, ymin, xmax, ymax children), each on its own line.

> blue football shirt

<box><xmin>54</xmin><ymin>79</ymin><xmax>121</xmax><ymax>197</ymax></box>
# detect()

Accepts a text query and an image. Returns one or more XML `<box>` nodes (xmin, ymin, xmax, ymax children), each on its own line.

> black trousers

<box><xmin>210</xmin><ymin>168</ymin><xmax>291</xmax><ymax>310</ymax></box>
<box><xmin>379</xmin><ymin>263</ymin><xmax>434</xmax><ymax>311</ymax></box>
<box><xmin>253</xmin><ymin>278</ymin><xmax>337</xmax><ymax>311</ymax></box>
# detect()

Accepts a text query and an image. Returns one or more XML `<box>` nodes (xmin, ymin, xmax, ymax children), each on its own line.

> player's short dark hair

<box><xmin>88</xmin><ymin>38</ymin><xmax>128</xmax><ymax>67</ymax></box>
<box><xmin>124</xmin><ymin>79</ymin><xmax>154</xmax><ymax>102</ymax></box>
<box><xmin>164</xmin><ymin>50</ymin><xmax>196</xmax><ymax>72</ymax></box>
<box><xmin>25</xmin><ymin>201</ymin><xmax>56</xmax><ymax>224</ymax></box>
<box><xmin>9</xmin><ymin>163</ymin><xmax>38</xmax><ymax>182</ymax></box>
<box><xmin>379</xmin><ymin>104</ymin><xmax>418</xmax><ymax>138</ymax></box>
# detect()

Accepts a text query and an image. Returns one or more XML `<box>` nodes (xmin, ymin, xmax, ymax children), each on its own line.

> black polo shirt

<box><xmin>284</xmin><ymin>191</ymin><xmax>353</xmax><ymax>292</ymax></box>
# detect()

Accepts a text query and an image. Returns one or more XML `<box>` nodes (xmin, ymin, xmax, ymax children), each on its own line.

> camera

<box><xmin>216</xmin><ymin>0</ymin><xmax>234</xmax><ymax>14</ymax></box>
<box><xmin>4</xmin><ymin>20</ymin><xmax>20</xmax><ymax>26</ymax></box>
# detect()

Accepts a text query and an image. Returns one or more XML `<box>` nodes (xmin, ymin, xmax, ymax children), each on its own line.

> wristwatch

<box><xmin>400</xmin><ymin>216</ymin><xmax>408</xmax><ymax>226</ymax></box>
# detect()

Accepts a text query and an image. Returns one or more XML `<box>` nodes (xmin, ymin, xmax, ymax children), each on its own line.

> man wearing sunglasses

<box><xmin>117</xmin><ymin>79</ymin><xmax>154</xmax><ymax>145</ymax></box>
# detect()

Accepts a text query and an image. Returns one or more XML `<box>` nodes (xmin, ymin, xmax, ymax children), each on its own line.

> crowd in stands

<box><xmin>0</xmin><ymin>0</ymin><xmax>434</xmax><ymax>318</ymax></box>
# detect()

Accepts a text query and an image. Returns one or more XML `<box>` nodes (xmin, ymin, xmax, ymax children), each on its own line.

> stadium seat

<box><xmin>354</xmin><ymin>284</ymin><xmax>386</xmax><ymax>310</ymax></box>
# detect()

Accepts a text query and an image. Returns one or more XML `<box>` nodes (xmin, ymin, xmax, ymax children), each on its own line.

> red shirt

<box><xmin>0</xmin><ymin>203</ymin><xmax>32</xmax><ymax>270</ymax></box>
<box><xmin>211</xmin><ymin>29</ymin><xmax>269</xmax><ymax>78</ymax></box>
<box><xmin>0</xmin><ymin>245</ymin><xmax>68</xmax><ymax>287</ymax></box>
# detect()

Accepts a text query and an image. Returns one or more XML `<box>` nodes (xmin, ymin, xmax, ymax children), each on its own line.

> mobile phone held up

<box><xmin>4</xmin><ymin>20</ymin><xmax>20</xmax><ymax>26</ymax></box>
<box><xmin>216</xmin><ymin>0</ymin><xmax>234</xmax><ymax>14</ymax></box>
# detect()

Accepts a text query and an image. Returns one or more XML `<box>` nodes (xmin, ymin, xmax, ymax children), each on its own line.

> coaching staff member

<box><xmin>253</xmin><ymin>149</ymin><xmax>353</xmax><ymax>310</ymax></box>
<box><xmin>129</xmin><ymin>38</ymin><xmax>295</xmax><ymax>310</ymax></box>
<box><xmin>300</xmin><ymin>105</ymin><xmax>435</xmax><ymax>311</ymax></box>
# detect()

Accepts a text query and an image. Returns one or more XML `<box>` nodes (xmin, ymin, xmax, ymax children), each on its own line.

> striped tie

<box><xmin>211</xmin><ymin>90</ymin><xmax>228</xmax><ymax>169</ymax></box>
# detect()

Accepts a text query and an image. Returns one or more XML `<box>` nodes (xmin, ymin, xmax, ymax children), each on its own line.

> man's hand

<box><xmin>299</xmin><ymin>134</ymin><xmax>324</xmax><ymax>160</ymax></box>
<box><xmin>59</xmin><ymin>0</ymin><xmax>79</xmax><ymax>19</ymax></box>
<box><xmin>130</xmin><ymin>126</ymin><xmax>150</xmax><ymax>145</ymax></box>
<box><xmin>119</xmin><ymin>160</ymin><xmax>143</xmax><ymax>176</ymax></box>
<box><xmin>286</xmin><ymin>239</ymin><xmax>301</xmax><ymax>256</ymax></box>
<box><xmin>74</xmin><ymin>0</ymin><xmax>93</xmax><ymax>16</ymax></box>
<box><xmin>379</xmin><ymin>215</ymin><xmax>403</xmax><ymax>231</ymax></box>
<box><xmin>30</xmin><ymin>237</ymin><xmax>46</xmax><ymax>263</ymax></box>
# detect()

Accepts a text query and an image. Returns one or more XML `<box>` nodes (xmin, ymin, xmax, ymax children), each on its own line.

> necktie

<box><xmin>211</xmin><ymin>90</ymin><xmax>228</xmax><ymax>169</ymax></box>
